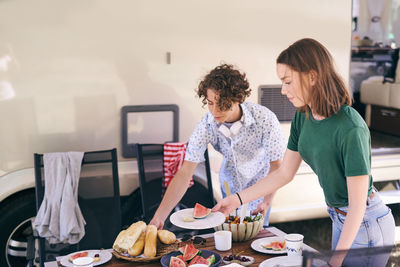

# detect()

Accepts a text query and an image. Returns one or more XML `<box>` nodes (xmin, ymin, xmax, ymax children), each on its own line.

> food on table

<box><xmin>193</xmin><ymin>203</ymin><xmax>211</xmax><ymax>219</ymax></box>
<box><xmin>179</xmin><ymin>243</ymin><xmax>199</xmax><ymax>261</ymax></box>
<box><xmin>223</xmin><ymin>254</ymin><xmax>252</xmax><ymax>262</ymax></box>
<box><xmin>206</xmin><ymin>254</ymin><xmax>216</xmax><ymax>265</ymax></box>
<box><xmin>222</xmin><ymin>254</ymin><xmax>253</xmax><ymax>266</ymax></box>
<box><xmin>169</xmin><ymin>256</ymin><xmax>186</xmax><ymax>267</ymax></box>
<box><xmin>113</xmin><ymin>221</ymin><xmax>146</xmax><ymax>253</ymax></box>
<box><xmin>170</xmin><ymin>244</ymin><xmax>215</xmax><ymax>267</ymax></box>
<box><xmin>113</xmin><ymin>221</ymin><xmax>178</xmax><ymax>258</ymax></box>
<box><xmin>189</xmin><ymin>255</ymin><xmax>210</xmax><ymax>265</ymax></box>
<box><xmin>214</xmin><ymin>213</ymin><xmax>264</xmax><ymax>242</ymax></box>
<box><xmin>144</xmin><ymin>225</ymin><xmax>158</xmax><ymax>257</ymax></box>
<box><xmin>128</xmin><ymin>232</ymin><xmax>145</xmax><ymax>256</ymax></box>
<box><xmin>182</xmin><ymin>216</ymin><xmax>195</xmax><ymax>222</ymax></box>
<box><xmin>262</xmin><ymin>240</ymin><xmax>286</xmax><ymax>251</ymax></box>
<box><xmin>93</xmin><ymin>253</ymin><xmax>100</xmax><ymax>262</ymax></box>
<box><xmin>224</xmin><ymin>214</ymin><xmax>263</xmax><ymax>224</ymax></box>
<box><xmin>158</xmin><ymin>230</ymin><xmax>177</xmax><ymax>245</ymax></box>
<box><xmin>69</xmin><ymin>251</ymin><xmax>88</xmax><ymax>262</ymax></box>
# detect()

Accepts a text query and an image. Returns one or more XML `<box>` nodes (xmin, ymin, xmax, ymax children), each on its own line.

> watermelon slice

<box><xmin>182</xmin><ymin>243</ymin><xmax>199</xmax><ymax>261</ymax></box>
<box><xmin>188</xmin><ymin>255</ymin><xmax>210</xmax><ymax>266</ymax></box>
<box><xmin>69</xmin><ymin>251</ymin><xmax>88</xmax><ymax>262</ymax></box>
<box><xmin>170</xmin><ymin>256</ymin><xmax>187</xmax><ymax>267</ymax></box>
<box><xmin>193</xmin><ymin>203</ymin><xmax>211</xmax><ymax>219</ymax></box>
<box><xmin>206</xmin><ymin>254</ymin><xmax>216</xmax><ymax>265</ymax></box>
<box><xmin>178</xmin><ymin>245</ymin><xmax>186</xmax><ymax>254</ymax></box>
<box><xmin>262</xmin><ymin>241</ymin><xmax>286</xmax><ymax>250</ymax></box>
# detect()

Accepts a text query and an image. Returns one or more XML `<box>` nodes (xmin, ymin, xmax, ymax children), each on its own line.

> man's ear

<box><xmin>309</xmin><ymin>70</ymin><xmax>317</xmax><ymax>86</ymax></box>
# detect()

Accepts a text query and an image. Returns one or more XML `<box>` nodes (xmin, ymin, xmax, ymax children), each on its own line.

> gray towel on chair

<box><xmin>34</xmin><ymin>152</ymin><xmax>86</xmax><ymax>244</ymax></box>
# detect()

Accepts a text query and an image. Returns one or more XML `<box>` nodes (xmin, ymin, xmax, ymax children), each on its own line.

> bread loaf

<box><xmin>157</xmin><ymin>230</ymin><xmax>176</xmax><ymax>245</ymax></box>
<box><xmin>128</xmin><ymin>231</ymin><xmax>145</xmax><ymax>256</ymax></box>
<box><xmin>144</xmin><ymin>225</ymin><xmax>157</xmax><ymax>257</ymax></box>
<box><xmin>113</xmin><ymin>221</ymin><xmax>146</xmax><ymax>253</ymax></box>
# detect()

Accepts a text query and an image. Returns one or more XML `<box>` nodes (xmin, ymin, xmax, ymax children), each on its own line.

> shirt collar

<box><xmin>206</xmin><ymin>102</ymin><xmax>256</xmax><ymax>127</ymax></box>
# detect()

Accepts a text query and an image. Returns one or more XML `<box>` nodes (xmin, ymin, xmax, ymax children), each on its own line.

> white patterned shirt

<box><xmin>185</xmin><ymin>102</ymin><xmax>286</xmax><ymax>211</ymax></box>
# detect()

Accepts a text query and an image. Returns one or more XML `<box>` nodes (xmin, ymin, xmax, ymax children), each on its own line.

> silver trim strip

<box><xmin>9</xmin><ymin>239</ymin><xmax>27</xmax><ymax>248</ymax></box>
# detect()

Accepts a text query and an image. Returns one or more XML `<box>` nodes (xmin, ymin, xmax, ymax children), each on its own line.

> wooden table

<box><xmin>48</xmin><ymin>227</ymin><xmax>316</xmax><ymax>267</ymax></box>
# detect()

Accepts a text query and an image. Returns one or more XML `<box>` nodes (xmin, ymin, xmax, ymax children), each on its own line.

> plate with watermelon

<box><xmin>59</xmin><ymin>249</ymin><xmax>112</xmax><ymax>266</ymax></box>
<box><xmin>251</xmin><ymin>236</ymin><xmax>287</xmax><ymax>254</ymax></box>
<box><xmin>170</xmin><ymin>203</ymin><xmax>225</xmax><ymax>230</ymax></box>
<box><xmin>160</xmin><ymin>243</ymin><xmax>221</xmax><ymax>267</ymax></box>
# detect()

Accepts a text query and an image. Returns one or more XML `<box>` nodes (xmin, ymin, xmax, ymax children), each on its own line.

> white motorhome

<box><xmin>1</xmin><ymin>1</ymin><xmax>399</xmax><ymax>266</ymax></box>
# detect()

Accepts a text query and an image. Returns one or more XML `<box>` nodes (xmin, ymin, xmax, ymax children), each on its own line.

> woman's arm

<box><xmin>328</xmin><ymin>174</ymin><xmax>369</xmax><ymax>266</ymax></box>
<box><xmin>150</xmin><ymin>161</ymin><xmax>198</xmax><ymax>229</ymax></box>
<box><xmin>335</xmin><ymin>175</ymin><xmax>369</xmax><ymax>250</ymax></box>
<box><xmin>213</xmin><ymin>149</ymin><xmax>302</xmax><ymax>215</ymax></box>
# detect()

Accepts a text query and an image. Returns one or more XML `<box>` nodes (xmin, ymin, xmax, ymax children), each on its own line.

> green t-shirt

<box><xmin>287</xmin><ymin>105</ymin><xmax>373</xmax><ymax>207</ymax></box>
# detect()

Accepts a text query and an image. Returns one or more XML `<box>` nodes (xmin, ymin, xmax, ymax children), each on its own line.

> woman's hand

<box><xmin>212</xmin><ymin>194</ymin><xmax>241</xmax><ymax>216</ymax></box>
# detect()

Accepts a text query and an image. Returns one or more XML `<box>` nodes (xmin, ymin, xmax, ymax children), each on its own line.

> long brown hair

<box><xmin>276</xmin><ymin>38</ymin><xmax>352</xmax><ymax>118</ymax></box>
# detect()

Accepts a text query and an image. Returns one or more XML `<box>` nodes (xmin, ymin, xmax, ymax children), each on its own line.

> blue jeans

<box><xmin>327</xmin><ymin>192</ymin><xmax>395</xmax><ymax>266</ymax></box>
<box><xmin>263</xmin><ymin>206</ymin><xmax>271</xmax><ymax>227</ymax></box>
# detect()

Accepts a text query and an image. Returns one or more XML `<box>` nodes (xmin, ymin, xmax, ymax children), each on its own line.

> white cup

<box><xmin>284</xmin><ymin>233</ymin><xmax>304</xmax><ymax>256</ymax></box>
<box><xmin>214</xmin><ymin>230</ymin><xmax>232</xmax><ymax>251</ymax></box>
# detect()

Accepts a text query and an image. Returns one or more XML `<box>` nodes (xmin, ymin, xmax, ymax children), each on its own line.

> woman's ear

<box><xmin>309</xmin><ymin>70</ymin><xmax>317</xmax><ymax>86</ymax></box>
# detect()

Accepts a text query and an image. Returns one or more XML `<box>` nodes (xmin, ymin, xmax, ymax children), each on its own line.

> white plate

<box><xmin>60</xmin><ymin>249</ymin><xmax>112</xmax><ymax>267</ymax></box>
<box><xmin>259</xmin><ymin>255</ymin><xmax>302</xmax><ymax>267</ymax></box>
<box><xmin>259</xmin><ymin>255</ymin><xmax>327</xmax><ymax>267</ymax></box>
<box><xmin>251</xmin><ymin>236</ymin><xmax>286</xmax><ymax>254</ymax></box>
<box><xmin>169</xmin><ymin>208</ymin><xmax>225</xmax><ymax>229</ymax></box>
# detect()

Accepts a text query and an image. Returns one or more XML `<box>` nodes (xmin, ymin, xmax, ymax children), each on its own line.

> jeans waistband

<box><xmin>331</xmin><ymin>191</ymin><xmax>376</xmax><ymax>216</ymax></box>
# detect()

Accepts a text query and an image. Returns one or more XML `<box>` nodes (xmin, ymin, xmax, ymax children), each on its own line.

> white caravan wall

<box><xmin>0</xmin><ymin>0</ymin><xmax>351</xmax><ymax>173</ymax></box>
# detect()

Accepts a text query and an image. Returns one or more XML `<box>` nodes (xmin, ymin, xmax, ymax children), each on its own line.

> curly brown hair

<box><xmin>197</xmin><ymin>64</ymin><xmax>251</xmax><ymax>111</ymax></box>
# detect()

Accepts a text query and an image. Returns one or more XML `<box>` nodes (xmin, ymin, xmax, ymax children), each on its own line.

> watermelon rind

<box><xmin>206</xmin><ymin>254</ymin><xmax>215</xmax><ymax>265</ymax></box>
<box><xmin>188</xmin><ymin>255</ymin><xmax>209</xmax><ymax>265</ymax></box>
<box><xmin>170</xmin><ymin>256</ymin><xmax>186</xmax><ymax>267</ymax></box>
<box><xmin>193</xmin><ymin>203</ymin><xmax>211</xmax><ymax>219</ymax></box>
<box><xmin>182</xmin><ymin>243</ymin><xmax>199</xmax><ymax>261</ymax></box>
<box><xmin>178</xmin><ymin>245</ymin><xmax>186</xmax><ymax>254</ymax></box>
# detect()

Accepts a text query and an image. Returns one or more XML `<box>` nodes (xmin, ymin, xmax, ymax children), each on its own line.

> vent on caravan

<box><xmin>258</xmin><ymin>85</ymin><xmax>296</xmax><ymax>121</ymax></box>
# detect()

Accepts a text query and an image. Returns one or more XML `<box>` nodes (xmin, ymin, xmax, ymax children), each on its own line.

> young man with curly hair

<box><xmin>150</xmin><ymin>64</ymin><xmax>286</xmax><ymax>229</ymax></box>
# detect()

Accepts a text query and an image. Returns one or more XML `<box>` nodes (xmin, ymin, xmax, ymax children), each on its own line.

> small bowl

<box><xmin>222</xmin><ymin>255</ymin><xmax>254</xmax><ymax>266</ymax></box>
<box><xmin>214</xmin><ymin>215</ymin><xmax>264</xmax><ymax>242</ymax></box>
<box><xmin>72</xmin><ymin>256</ymin><xmax>94</xmax><ymax>266</ymax></box>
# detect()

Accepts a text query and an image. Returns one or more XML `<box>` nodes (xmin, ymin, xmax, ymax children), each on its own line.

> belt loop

<box><xmin>366</xmin><ymin>191</ymin><xmax>376</xmax><ymax>206</ymax></box>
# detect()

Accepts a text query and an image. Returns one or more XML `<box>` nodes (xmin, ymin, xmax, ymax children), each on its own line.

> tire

<box><xmin>0</xmin><ymin>191</ymin><xmax>36</xmax><ymax>267</ymax></box>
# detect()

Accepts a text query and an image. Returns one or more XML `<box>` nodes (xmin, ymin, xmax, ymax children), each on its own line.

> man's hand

<box><xmin>149</xmin><ymin>216</ymin><xmax>164</xmax><ymax>230</ymax></box>
<box><xmin>212</xmin><ymin>194</ymin><xmax>241</xmax><ymax>216</ymax></box>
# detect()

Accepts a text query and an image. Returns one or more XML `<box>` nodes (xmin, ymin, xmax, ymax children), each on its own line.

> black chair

<box><xmin>302</xmin><ymin>243</ymin><xmax>398</xmax><ymax>267</ymax></box>
<box><xmin>32</xmin><ymin>148</ymin><xmax>121</xmax><ymax>266</ymax></box>
<box><xmin>136</xmin><ymin>143</ymin><xmax>215</xmax><ymax>236</ymax></box>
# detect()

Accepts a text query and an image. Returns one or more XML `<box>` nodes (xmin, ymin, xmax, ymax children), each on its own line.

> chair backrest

<box><xmin>136</xmin><ymin>143</ymin><xmax>215</xmax><ymax>230</ymax></box>
<box><xmin>33</xmin><ymin>148</ymin><xmax>121</xmax><ymax>265</ymax></box>
<box><xmin>302</xmin><ymin>244</ymin><xmax>398</xmax><ymax>267</ymax></box>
